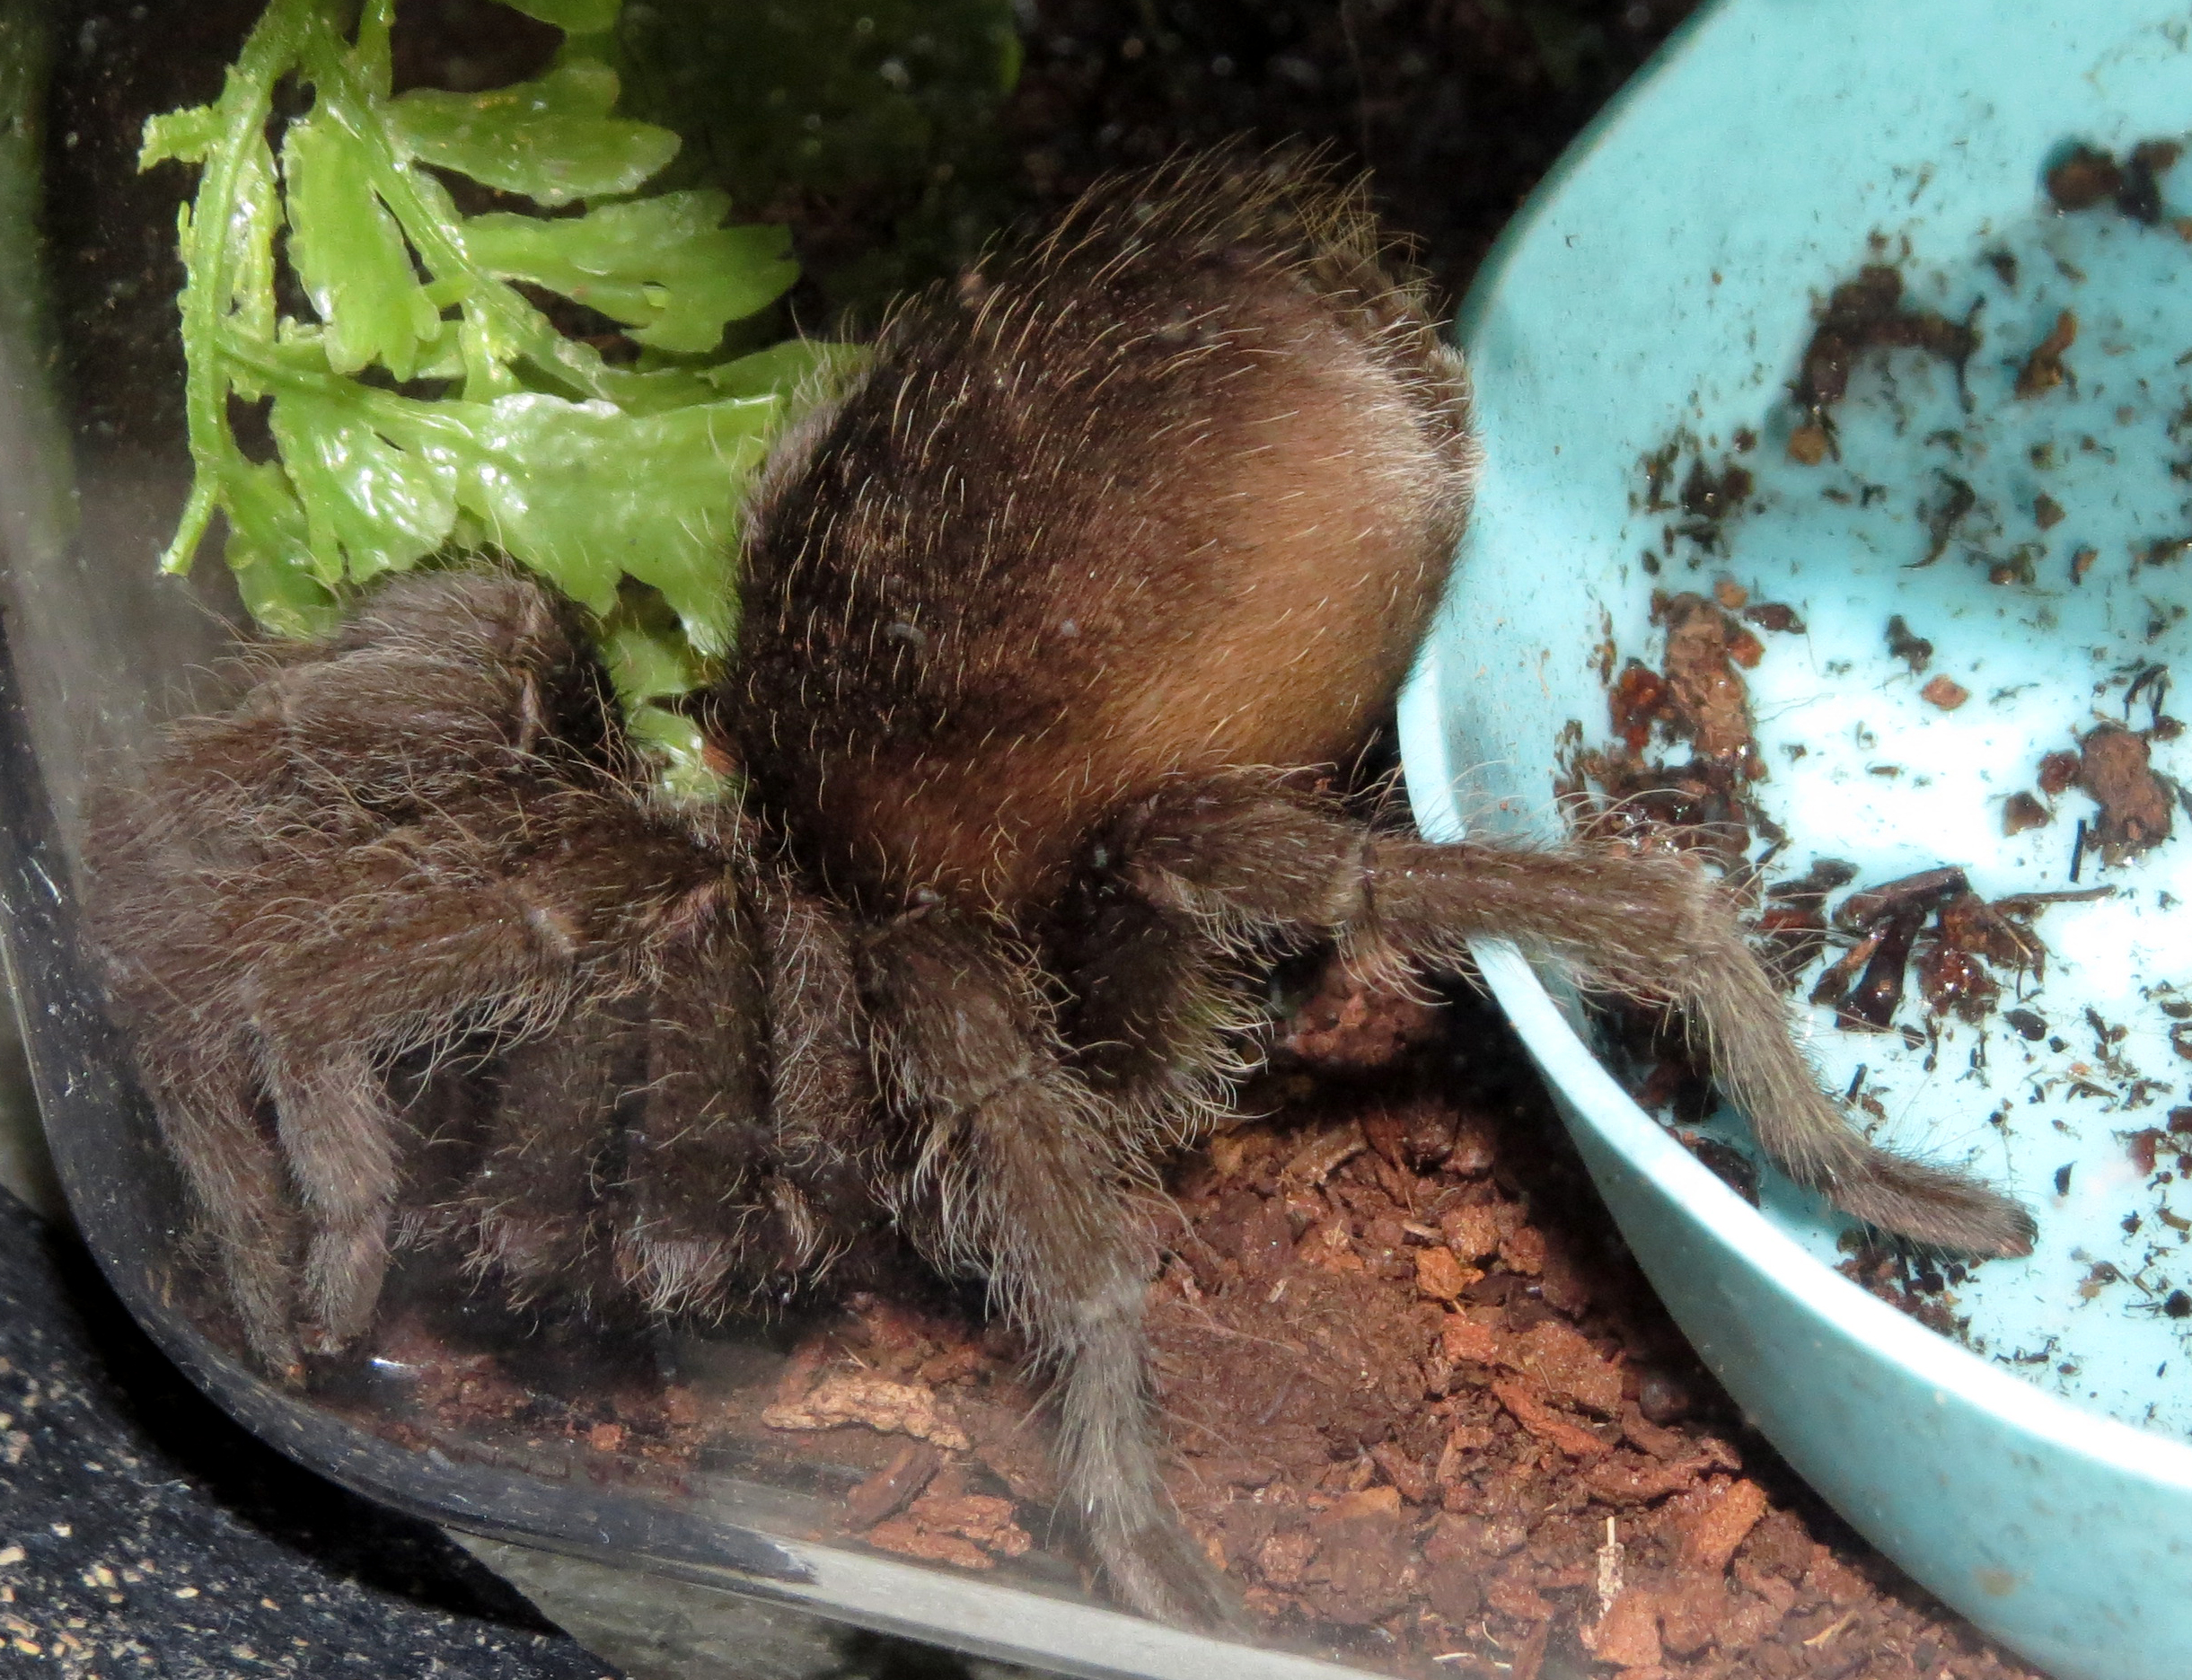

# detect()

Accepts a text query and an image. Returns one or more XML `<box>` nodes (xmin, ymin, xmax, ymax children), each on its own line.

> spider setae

<box><xmin>88</xmin><ymin>152</ymin><xmax>2033</xmax><ymax>1626</ymax></box>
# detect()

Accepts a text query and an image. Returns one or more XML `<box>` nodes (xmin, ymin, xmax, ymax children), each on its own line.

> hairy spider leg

<box><xmin>1049</xmin><ymin>884</ymin><xmax>1264</xmax><ymax>1148</ymax></box>
<box><xmin>749</xmin><ymin>877</ymin><xmax>883</xmax><ymax>1285</ymax></box>
<box><xmin>856</xmin><ymin>910</ymin><xmax>1240</xmax><ymax>1628</ymax></box>
<box><xmin>466</xmin><ymin>1001</ymin><xmax>644</xmax><ymax>1306</ymax></box>
<box><xmin>464</xmin><ymin>861</ymin><xmax>883</xmax><ymax>1323</ymax></box>
<box><xmin>132</xmin><ymin>1048</ymin><xmax>304</xmax><ymax>1380</ymax></box>
<box><xmin>610</xmin><ymin>875</ymin><xmax>780</xmax><ymax>1316</ymax></box>
<box><xmin>229</xmin><ymin>817</ymin><xmax>723</xmax><ymax>1350</ymax></box>
<box><xmin>91</xmin><ymin>570</ymin><xmax>756</xmax><ymax>1361</ymax></box>
<box><xmin>1108</xmin><ymin>778</ymin><xmax>2038</xmax><ymax>1259</ymax></box>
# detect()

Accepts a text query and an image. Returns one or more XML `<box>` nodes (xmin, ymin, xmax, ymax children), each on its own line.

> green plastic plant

<box><xmin>143</xmin><ymin>0</ymin><xmax>850</xmax><ymax>798</ymax></box>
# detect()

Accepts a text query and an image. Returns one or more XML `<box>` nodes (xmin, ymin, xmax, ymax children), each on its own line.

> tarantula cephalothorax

<box><xmin>89</xmin><ymin>152</ymin><xmax>2034</xmax><ymax>1626</ymax></box>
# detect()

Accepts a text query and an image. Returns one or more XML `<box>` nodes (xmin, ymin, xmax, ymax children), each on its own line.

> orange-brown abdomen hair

<box><xmin>736</xmin><ymin>151</ymin><xmax>1477</xmax><ymax>910</ymax></box>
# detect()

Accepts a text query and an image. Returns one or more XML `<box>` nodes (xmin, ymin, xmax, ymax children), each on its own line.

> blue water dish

<box><xmin>1398</xmin><ymin>4</ymin><xmax>2192</xmax><ymax>1676</ymax></box>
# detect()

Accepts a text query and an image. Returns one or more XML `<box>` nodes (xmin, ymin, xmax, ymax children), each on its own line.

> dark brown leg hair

<box><xmin>1047</xmin><ymin>884</ymin><xmax>1261</xmax><ymax>1146</ymax></box>
<box><xmin>134</xmin><ymin>568</ymin><xmax>611</xmax><ymax>838</ymax></box>
<box><xmin>611</xmin><ymin>874</ymin><xmax>779</xmax><ymax>1316</ymax></box>
<box><xmin>464</xmin><ymin>1002</ymin><xmax>641</xmax><ymax>1308</ymax></box>
<box><xmin>259</xmin><ymin>1044</ymin><xmax>407</xmax><ymax>1350</ymax></box>
<box><xmin>855</xmin><ymin>910</ymin><xmax>1237</xmax><ymax>1627</ymax></box>
<box><xmin>88</xmin><ymin>567</ymin><xmax>732</xmax><ymax>1368</ymax></box>
<box><xmin>198</xmin><ymin>810</ymin><xmax>726</xmax><ymax>1354</ymax></box>
<box><xmin>453</xmin><ymin>865</ymin><xmax>884</xmax><ymax>1322</ymax></box>
<box><xmin>140</xmin><ymin>1051</ymin><xmax>304</xmax><ymax>1379</ymax></box>
<box><xmin>1105</xmin><ymin>778</ymin><xmax>2037</xmax><ymax>1258</ymax></box>
<box><xmin>752</xmin><ymin>873</ymin><xmax>885</xmax><ymax>1289</ymax></box>
<box><xmin>99</xmin><ymin>838</ymin><xmax>598</xmax><ymax>1368</ymax></box>
<box><xmin>94</xmin><ymin>569</ymin><xmax>907</xmax><ymax>1368</ymax></box>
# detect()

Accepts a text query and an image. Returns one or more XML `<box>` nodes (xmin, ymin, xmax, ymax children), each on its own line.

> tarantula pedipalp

<box><xmin>88</xmin><ymin>152</ymin><xmax>2035</xmax><ymax>1629</ymax></box>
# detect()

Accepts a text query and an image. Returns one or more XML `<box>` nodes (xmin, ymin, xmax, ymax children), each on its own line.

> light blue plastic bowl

<box><xmin>1398</xmin><ymin>3</ymin><xmax>2192</xmax><ymax>1676</ymax></box>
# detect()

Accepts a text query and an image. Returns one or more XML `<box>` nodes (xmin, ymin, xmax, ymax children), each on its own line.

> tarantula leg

<box><xmin>212</xmin><ymin>806</ymin><xmax>724</xmax><ymax>1353</ymax></box>
<box><xmin>1048</xmin><ymin>887</ymin><xmax>1260</xmax><ymax>1147</ymax></box>
<box><xmin>749</xmin><ymin>877</ymin><xmax>879</xmax><ymax>1289</ymax></box>
<box><xmin>251</xmin><ymin>568</ymin><xmax>612</xmax><ymax>807</ymax></box>
<box><xmin>220</xmin><ymin>894</ymin><xmax>577</xmax><ymax>1347</ymax></box>
<box><xmin>858</xmin><ymin>911</ymin><xmax>1241</xmax><ymax>1629</ymax></box>
<box><xmin>1114</xmin><ymin>780</ymin><xmax>2037</xmax><ymax>1259</ymax></box>
<box><xmin>464</xmin><ymin>1004</ymin><xmax>640</xmax><ymax>1306</ymax></box>
<box><xmin>755</xmin><ymin>875</ymin><xmax>871</xmax><ymax>1158</ymax></box>
<box><xmin>144</xmin><ymin>1055</ymin><xmax>305</xmax><ymax>1379</ymax></box>
<box><xmin>609</xmin><ymin>875</ymin><xmax>778</xmax><ymax>1316</ymax></box>
<box><xmin>258</xmin><ymin>1043</ymin><xmax>406</xmax><ymax>1350</ymax></box>
<box><xmin>461</xmin><ymin>867</ymin><xmax>879</xmax><ymax>1325</ymax></box>
<box><xmin>1378</xmin><ymin>840</ymin><xmax>2035</xmax><ymax>1253</ymax></box>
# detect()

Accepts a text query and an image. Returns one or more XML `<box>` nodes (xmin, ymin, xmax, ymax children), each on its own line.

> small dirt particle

<box><xmin>1492</xmin><ymin>1378</ymin><xmax>1609</xmax><ymax>1457</ymax></box>
<box><xmin>2015</xmin><ymin>310</ymin><xmax>2078</xmax><ymax>399</ymax></box>
<box><xmin>1682</xmin><ymin>1477</ymin><xmax>1770</xmax><ymax>1571</ymax></box>
<box><xmin>1839</xmin><ymin>910</ymin><xmax>1924</xmax><ymax>1030</ymax></box>
<box><xmin>2037</xmin><ymin>750</ymin><xmax>2082</xmax><ymax>796</ymax></box>
<box><xmin>2047</xmin><ymin>144</ymin><xmax>2122</xmax><ymax>210</ymax></box>
<box><xmin>1281</xmin><ymin>966</ymin><xmax>1443</xmax><ymax>1068</ymax></box>
<box><xmin>2003</xmin><ymin>791</ymin><xmax>2051</xmax><ymax>835</ymax></box>
<box><xmin>1918</xmin><ymin>944</ymin><xmax>1999</xmax><ymax>1024</ymax></box>
<box><xmin>1790</xmin><ymin>266</ymin><xmax>1977</xmax><ymax>450</ymax></box>
<box><xmin>1587</xmin><ymin>1587</ymin><xmax>1665</xmax><ymax>1667</ymax></box>
<box><xmin>1679</xmin><ymin>458</ymin><xmax>1752</xmax><ymax>522</ymax></box>
<box><xmin>1920</xmin><ymin>675</ymin><xmax>1970</xmax><ymax>710</ymax></box>
<box><xmin>1885</xmin><ymin>614</ymin><xmax>1933</xmax><ymax>673</ymax></box>
<box><xmin>761</xmin><ymin>1372</ymin><xmax>971</xmax><ymax>1449</ymax></box>
<box><xmin>1919</xmin><ymin>471</ymin><xmax>1977</xmax><ymax>566</ymax></box>
<box><xmin>1440</xmin><ymin>1314</ymin><xmax>1498</xmax><ymax>1365</ymax></box>
<box><xmin>1655</xmin><ymin>592</ymin><xmax>1758</xmax><ymax>762</ymax></box>
<box><xmin>2079</xmin><ymin>724</ymin><xmax>2173</xmax><ymax>861</ymax></box>
<box><xmin>844</xmin><ymin>1441</ymin><xmax>943</xmax><ymax>1528</ymax></box>
<box><xmin>1834</xmin><ymin>866</ymin><xmax>1970</xmax><ymax>933</ymax></box>
<box><xmin>1414</xmin><ymin>1245</ymin><xmax>1476</xmax><ymax>1303</ymax></box>
<box><xmin>1503</xmin><ymin>1319</ymin><xmax>1625</xmax><ymax>1417</ymax></box>
<box><xmin>1743</xmin><ymin>600</ymin><xmax>1805</xmax><ymax>634</ymax></box>
<box><xmin>1440</xmin><ymin>1201</ymin><xmax>1501</xmax><ymax>1263</ymax></box>
<box><xmin>867</xmin><ymin>1491</ymin><xmax>1030</xmax><ymax>1570</ymax></box>
<box><xmin>2122</xmin><ymin>139</ymin><xmax>2182</xmax><ymax>224</ymax></box>
<box><xmin>1257</xmin><ymin>1528</ymin><xmax>1318</xmax><ymax>1587</ymax></box>
<box><xmin>1499</xmin><ymin>1221</ymin><xmax>1547</xmax><ymax>1277</ymax></box>
<box><xmin>2043</xmin><ymin>143</ymin><xmax>2113</xmax><ymax>209</ymax></box>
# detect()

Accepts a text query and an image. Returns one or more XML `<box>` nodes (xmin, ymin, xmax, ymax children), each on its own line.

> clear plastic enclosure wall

<box><xmin>0</xmin><ymin>7</ymin><xmax>1378</xmax><ymax>1676</ymax></box>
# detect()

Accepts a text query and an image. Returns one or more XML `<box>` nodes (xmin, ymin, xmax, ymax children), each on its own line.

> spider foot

<box><xmin>1835</xmin><ymin>1151</ymin><xmax>2038</xmax><ymax>1259</ymax></box>
<box><xmin>1093</xmin><ymin>1514</ymin><xmax>1248</xmax><ymax>1633</ymax></box>
<box><xmin>615</xmin><ymin>1229</ymin><xmax>741</xmax><ymax>1319</ymax></box>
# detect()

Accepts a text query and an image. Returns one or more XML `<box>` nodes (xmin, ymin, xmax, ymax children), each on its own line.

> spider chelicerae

<box><xmin>87</xmin><ymin>151</ymin><xmax>2033</xmax><ymax>1626</ymax></box>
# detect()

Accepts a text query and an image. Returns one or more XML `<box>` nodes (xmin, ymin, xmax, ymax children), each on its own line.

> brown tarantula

<box><xmin>87</xmin><ymin>153</ymin><xmax>2033</xmax><ymax>1627</ymax></box>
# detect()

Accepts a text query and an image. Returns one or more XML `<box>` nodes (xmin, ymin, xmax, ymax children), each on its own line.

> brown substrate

<box><xmin>1128</xmin><ymin>971</ymin><xmax>2046</xmax><ymax>1678</ymax></box>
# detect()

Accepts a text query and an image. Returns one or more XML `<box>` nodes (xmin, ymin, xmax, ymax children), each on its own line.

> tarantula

<box><xmin>87</xmin><ymin>152</ymin><xmax>2034</xmax><ymax>1627</ymax></box>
